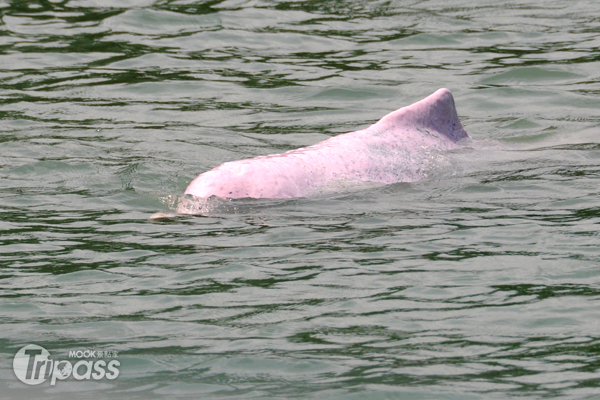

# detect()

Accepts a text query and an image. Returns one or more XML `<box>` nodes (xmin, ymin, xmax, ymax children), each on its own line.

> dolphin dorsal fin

<box><xmin>377</xmin><ymin>88</ymin><xmax>469</xmax><ymax>143</ymax></box>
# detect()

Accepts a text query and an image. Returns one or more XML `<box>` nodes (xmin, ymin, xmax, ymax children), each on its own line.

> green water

<box><xmin>2</xmin><ymin>1</ymin><xmax>600</xmax><ymax>399</ymax></box>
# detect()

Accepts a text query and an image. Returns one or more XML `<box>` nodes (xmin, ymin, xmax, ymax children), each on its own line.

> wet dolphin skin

<box><xmin>183</xmin><ymin>88</ymin><xmax>469</xmax><ymax>200</ymax></box>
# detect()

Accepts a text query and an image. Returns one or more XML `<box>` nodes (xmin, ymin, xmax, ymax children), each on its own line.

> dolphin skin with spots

<box><xmin>183</xmin><ymin>88</ymin><xmax>469</xmax><ymax>201</ymax></box>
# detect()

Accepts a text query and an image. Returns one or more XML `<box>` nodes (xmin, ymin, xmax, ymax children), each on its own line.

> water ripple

<box><xmin>2</xmin><ymin>1</ymin><xmax>600</xmax><ymax>399</ymax></box>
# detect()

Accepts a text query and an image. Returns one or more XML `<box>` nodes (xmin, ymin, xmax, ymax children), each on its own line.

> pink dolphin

<box><xmin>183</xmin><ymin>88</ymin><xmax>468</xmax><ymax>200</ymax></box>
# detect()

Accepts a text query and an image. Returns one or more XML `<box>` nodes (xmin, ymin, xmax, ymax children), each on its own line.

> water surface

<box><xmin>2</xmin><ymin>1</ymin><xmax>600</xmax><ymax>399</ymax></box>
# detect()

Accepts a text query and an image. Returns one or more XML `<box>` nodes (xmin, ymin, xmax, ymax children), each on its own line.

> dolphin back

<box><xmin>181</xmin><ymin>88</ymin><xmax>470</xmax><ymax>203</ymax></box>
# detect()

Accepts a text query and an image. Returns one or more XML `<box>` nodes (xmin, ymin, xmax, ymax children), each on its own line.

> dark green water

<box><xmin>2</xmin><ymin>1</ymin><xmax>600</xmax><ymax>399</ymax></box>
